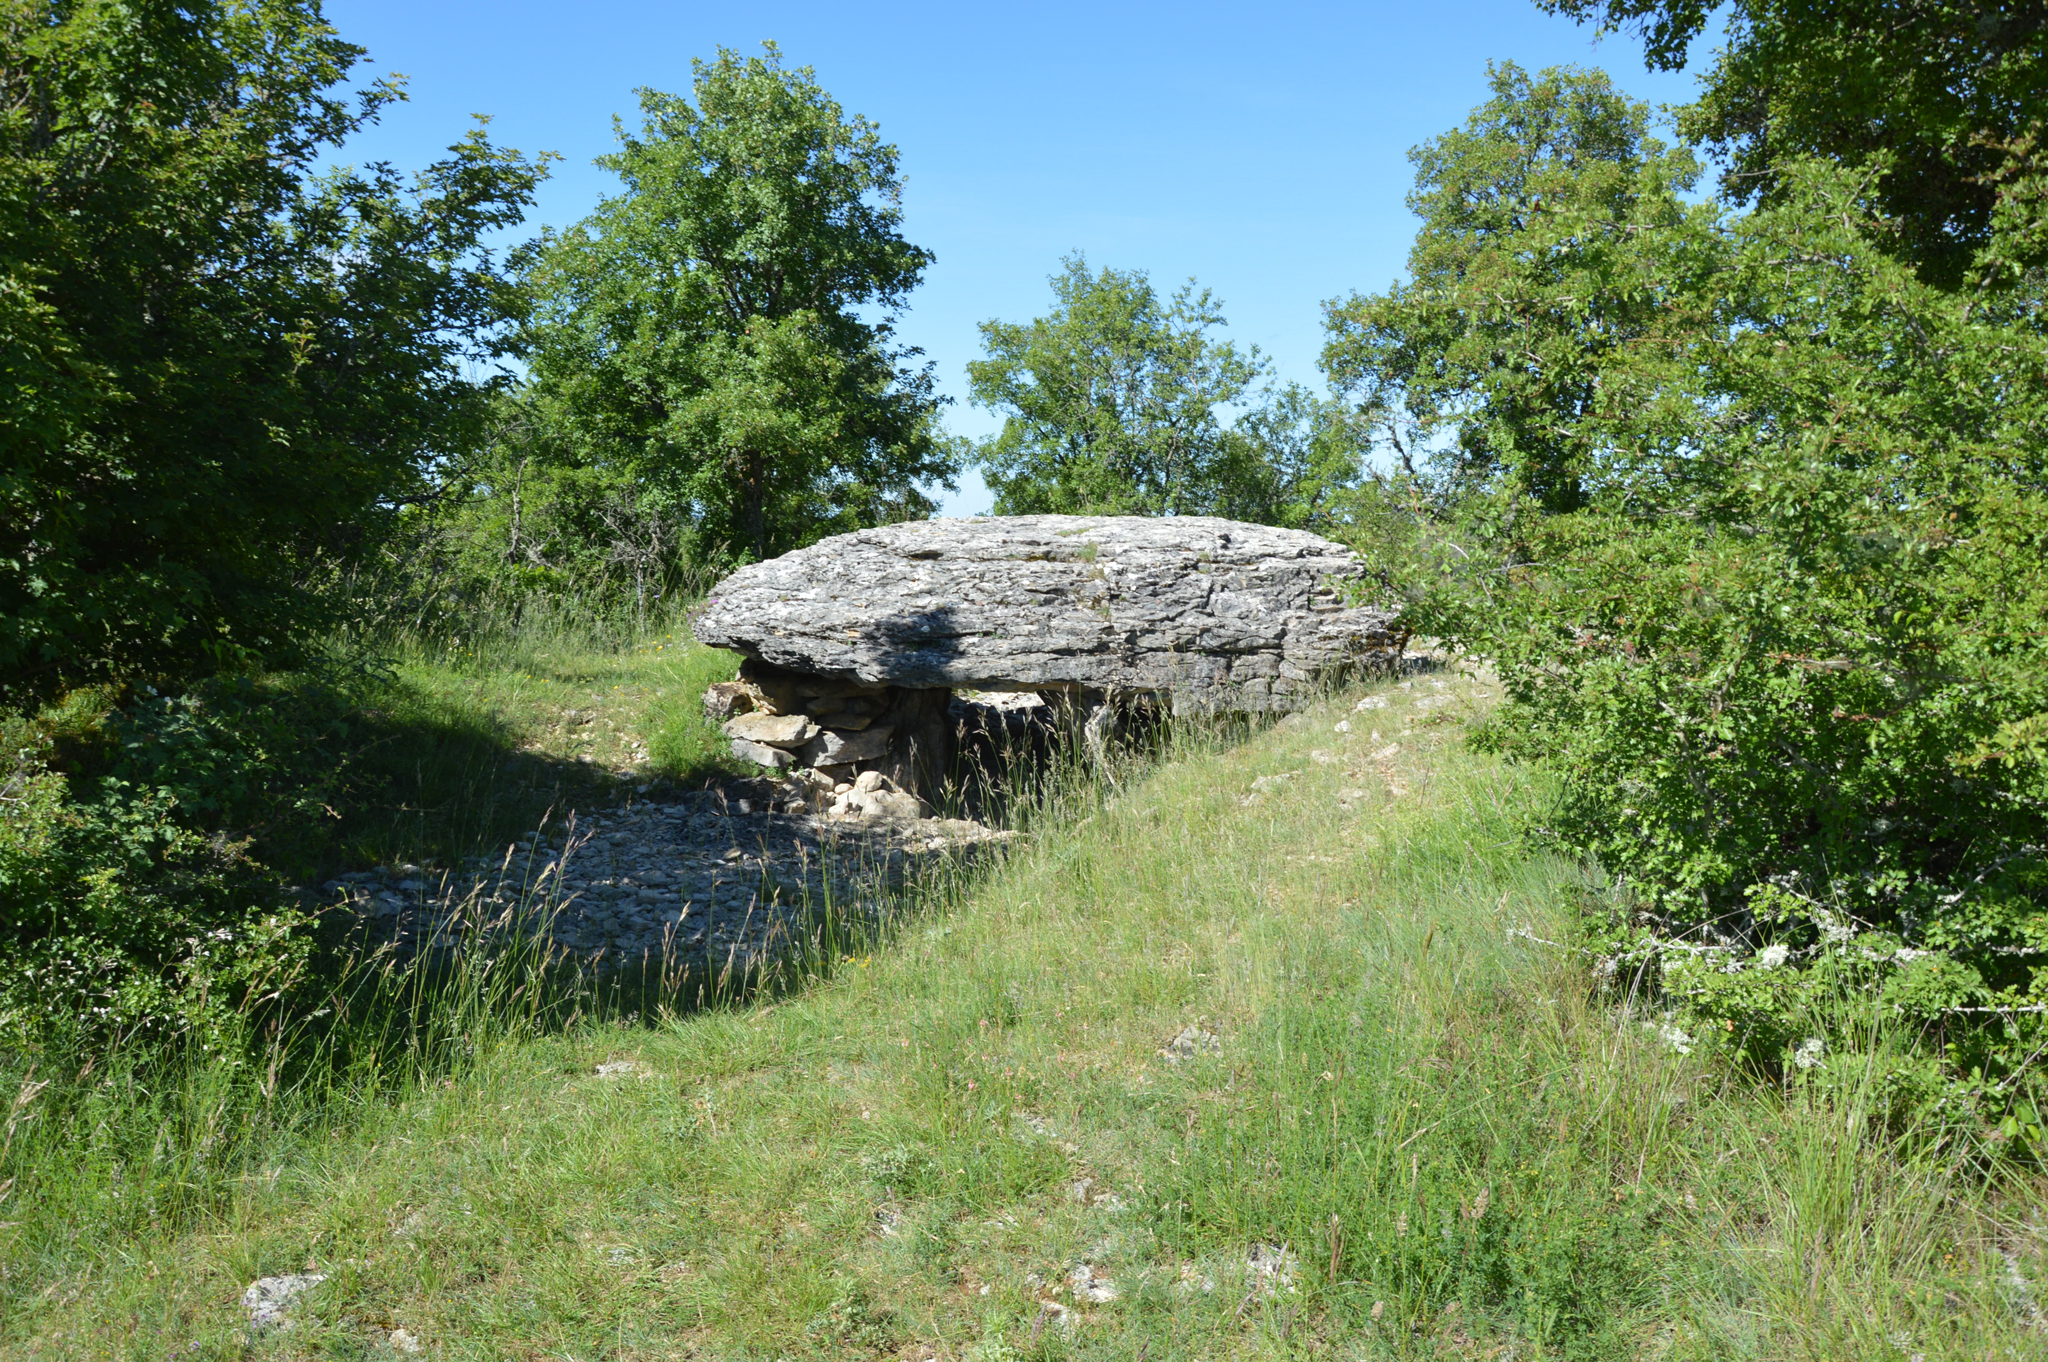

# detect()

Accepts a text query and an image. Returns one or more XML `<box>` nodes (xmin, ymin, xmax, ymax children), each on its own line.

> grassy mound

<box><xmin>4</xmin><ymin>670</ymin><xmax>2044</xmax><ymax>1359</ymax></box>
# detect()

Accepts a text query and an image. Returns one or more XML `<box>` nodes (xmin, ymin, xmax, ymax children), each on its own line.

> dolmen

<box><xmin>690</xmin><ymin>514</ymin><xmax>1406</xmax><ymax>803</ymax></box>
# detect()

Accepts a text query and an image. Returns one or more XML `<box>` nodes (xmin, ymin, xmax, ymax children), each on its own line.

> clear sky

<box><xmin>326</xmin><ymin>1</ymin><xmax>1706</xmax><ymax>514</ymax></box>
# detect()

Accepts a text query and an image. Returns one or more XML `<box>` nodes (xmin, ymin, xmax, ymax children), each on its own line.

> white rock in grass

<box><xmin>1158</xmin><ymin>1025</ymin><xmax>1221</xmax><ymax>1062</ymax></box>
<box><xmin>1355</xmin><ymin>695</ymin><xmax>1389</xmax><ymax>711</ymax></box>
<box><xmin>242</xmin><ymin>1273</ymin><xmax>326</xmax><ymax>1333</ymax></box>
<box><xmin>1245</xmin><ymin>1242</ymin><xmax>1297</xmax><ymax>1296</ymax></box>
<box><xmin>1068</xmin><ymin>1263</ymin><xmax>1119</xmax><ymax>1303</ymax></box>
<box><xmin>1035</xmin><ymin>1299</ymin><xmax>1072</xmax><ymax>1329</ymax></box>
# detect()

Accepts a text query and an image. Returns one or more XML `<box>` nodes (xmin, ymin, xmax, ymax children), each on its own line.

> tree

<box><xmin>0</xmin><ymin>0</ymin><xmax>547</xmax><ymax>699</ymax></box>
<box><xmin>1540</xmin><ymin>0</ymin><xmax>2048</xmax><ymax>287</ymax></box>
<box><xmin>520</xmin><ymin>45</ymin><xmax>954</xmax><ymax>564</ymax></box>
<box><xmin>1321</xmin><ymin>64</ymin><xmax>1715</xmax><ymax>524</ymax></box>
<box><xmin>1346</xmin><ymin>62</ymin><xmax>2048</xmax><ymax>1105</ymax></box>
<box><xmin>966</xmin><ymin>255</ymin><xmax>1274</xmax><ymax>516</ymax></box>
<box><xmin>1211</xmin><ymin>383</ymin><xmax>1364</xmax><ymax>531</ymax></box>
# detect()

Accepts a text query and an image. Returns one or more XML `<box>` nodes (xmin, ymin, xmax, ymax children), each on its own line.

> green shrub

<box><xmin>0</xmin><ymin>700</ymin><xmax>307</xmax><ymax>1056</ymax></box>
<box><xmin>0</xmin><ymin>2</ymin><xmax>545</xmax><ymax>700</ymax></box>
<box><xmin>1448</xmin><ymin>166</ymin><xmax>2048</xmax><ymax>1130</ymax></box>
<box><xmin>0</xmin><ymin>665</ymin><xmax>511</xmax><ymax>1055</ymax></box>
<box><xmin>1322</xmin><ymin>61</ymin><xmax>2048</xmax><ymax>1134</ymax></box>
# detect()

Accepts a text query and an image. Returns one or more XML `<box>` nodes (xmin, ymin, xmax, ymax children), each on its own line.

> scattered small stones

<box><xmin>1309</xmin><ymin>748</ymin><xmax>1337</xmax><ymax>765</ymax></box>
<box><xmin>1248</xmin><ymin>772</ymin><xmax>1298</xmax><ymax>794</ymax></box>
<box><xmin>1068</xmin><ymin>1263</ymin><xmax>1119</xmax><ymax>1303</ymax></box>
<box><xmin>383</xmin><ymin>1326</ymin><xmax>424</xmax><ymax>1354</ymax></box>
<box><xmin>1245</xmin><ymin>1242</ymin><xmax>1298</xmax><ymax>1297</ymax></box>
<box><xmin>1070</xmin><ymin>1180</ymin><xmax>1124</xmax><ymax>1213</ymax></box>
<box><xmin>1177</xmin><ymin>1263</ymin><xmax>1217</xmax><ymax>1294</ymax></box>
<box><xmin>874</xmin><ymin>1207</ymin><xmax>902</xmax><ymax>1237</ymax></box>
<box><xmin>594</xmin><ymin>1060</ymin><xmax>645</xmax><ymax>1079</ymax></box>
<box><xmin>1355</xmin><ymin>695</ymin><xmax>1389</xmax><ymax>711</ymax></box>
<box><xmin>316</xmin><ymin>777</ymin><xmax>1014</xmax><ymax>975</ymax></box>
<box><xmin>242</xmin><ymin>1272</ymin><xmax>326</xmax><ymax>1334</ymax></box>
<box><xmin>1159</xmin><ymin>1025</ymin><xmax>1221</xmax><ymax>1062</ymax></box>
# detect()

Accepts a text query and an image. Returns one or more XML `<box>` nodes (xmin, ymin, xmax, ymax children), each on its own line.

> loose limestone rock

<box><xmin>242</xmin><ymin>1273</ymin><xmax>327</xmax><ymax>1334</ymax></box>
<box><xmin>729</xmin><ymin>737</ymin><xmax>797</xmax><ymax>770</ymax></box>
<box><xmin>702</xmin><ymin>680</ymin><xmax>763</xmax><ymax>719</ymax></box>
<box><xmin>801</xmin><ymin>724</ymin><xmax>893</xmax><ymax>766</ymax></box>
<box><xmin>691</xmin><ymin>514</ymin><xmax>1405</xmax><ymax>713</ymax></box>
<box><xmin>723</xmin><ymin>713</ymin><xmax>819</xmax><ymax>748</ymax></box>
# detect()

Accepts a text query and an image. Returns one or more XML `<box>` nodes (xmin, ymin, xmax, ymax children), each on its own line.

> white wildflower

<box><xmin>1793</xmin><ymin>1037</ymin><xmax>1827</xmax><ymax>1070</ymax></box>
<box><xmin>1756</xmin><ymin>942</ymin><xmax>1790</xmax><ymax>969</ymax></box>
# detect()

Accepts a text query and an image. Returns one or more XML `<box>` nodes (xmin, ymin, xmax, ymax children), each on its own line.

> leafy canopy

<box><xmin>520</xmin><ymin>45</ymin><xmax>954</xmax><ymax>563</ymax></box>
<box><xmin>0</xmin><ymin>0</ymin><xmax>547</xmax><ymax>698</ymax></box>
<box><xmin>1336</xmin><ymin>58</ymin><xmax>2048</xmax><ymax>1113</ymax></box>
<box><xmin>1322</xmin><ymin>63</ymin><xmax>1713</xmax><ymax>522</ymax></box>
<box><xmin>968</xmin><ymin>255</ymin><xmax>1356</xmax><ymax>521</ymax></box>
<box><xmin>1541</xmin><ymin>0</ymin><xmax>2048</xmax><ymax>287</ymax></box>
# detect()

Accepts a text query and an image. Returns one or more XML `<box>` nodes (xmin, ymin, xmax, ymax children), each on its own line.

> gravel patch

<box><xmin>311</xmin><ymin>779</ymin><xmax>1013</xmax><ymax>975</ymax></box>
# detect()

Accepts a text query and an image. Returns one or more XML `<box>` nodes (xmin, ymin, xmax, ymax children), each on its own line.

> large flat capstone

<box><xmin>691</xmin><ymin>515</ymin><xmax>1404</xmax><ymax>713</ymax></box>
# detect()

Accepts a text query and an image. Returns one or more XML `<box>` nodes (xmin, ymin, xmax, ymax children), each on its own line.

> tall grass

<box><xmin>0</xmin><ymin>591</ymin><xmax>752</xmax><ymax>1328</ymax></box>
<box><xmin>0</xmin><ymin>640</ymin><xmax>1129</xmax><ymax>1330</ymax></box>
<box><xmin>0</xmin><ymin>875</ymin><xmax>561</xmax><ymax>1309</ymax></box>
<box><xmin>4</xmin><ymin>664</ymin><xmax>2044</xmax><ymax>1358</ymax></box>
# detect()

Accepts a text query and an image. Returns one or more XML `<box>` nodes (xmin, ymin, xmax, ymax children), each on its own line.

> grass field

<box><xmin>316</xmin><ymin>612</ymin><xmax>750</xmax><ymax>874</ymax></box>
<box><xmin>5</xmin><ymin>661</ymin><xmax>2043</xmax><ymax>1359</ymax></box>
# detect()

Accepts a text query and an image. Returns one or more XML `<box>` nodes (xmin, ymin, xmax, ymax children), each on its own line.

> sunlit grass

<box><xmin>5</xmin><ymin>668</ymin><xmax>2041</xmax><ymax>1359</ymax></box>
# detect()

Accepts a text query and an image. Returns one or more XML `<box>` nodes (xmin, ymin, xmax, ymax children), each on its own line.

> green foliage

<box><xmin>1542</xmin><ymin>0</ymin><xmax>2048</xmax><ymax>287</ymax></box>
<box><xmin>371</xmin><ymin>398</ymin><xmax>712</xmax><ymax>633</ymax></box>
<box><xmin>519</xmin><ymin>44</ymin><xmax>955</xmax><ymax>564</ymax></box>
<box><xmin>968</xmin><ymin>255</ymin><xmax>1265</xmax><ymax>516</ymax></box>
<box><xmin>3</xmin><ymin>674</ymin><xmax>2042</xmax><ymax>1355</ymax></box>
<box><xmin>968</xmin><ymin>254</ymin><xmax>1361</xmax><ymax>521</ymax></box>
<box><xmin>1322</xmin><ymin>62</ymin><xmax>1713</xmax><ymax>519</ymax></box>
<box><xmin>1336</xmin><ymin>60</ymin><xmax>2048</xmax><ymax>1121</ymax></box>
<box><xmin>0</xmin><ymin>693</ymin><xmax>304</xmax><ymax>1054</ymax></box>
<box><xmin>0</xmin><ymin>0</ymin><xmax>548</xmax><ymax>700</ymax></box>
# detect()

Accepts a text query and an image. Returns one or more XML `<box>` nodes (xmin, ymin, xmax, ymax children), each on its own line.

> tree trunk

<box><xmin>743</xmin><ymin>447</ymin><xmax>767</xmax><ymax>561</ymax></box>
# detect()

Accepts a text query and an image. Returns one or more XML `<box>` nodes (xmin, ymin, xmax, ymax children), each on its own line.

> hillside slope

<box><xmin>12</xmin><ymin>669</ymin><xmax>2045</xmax><ymax>1360</ymax></box>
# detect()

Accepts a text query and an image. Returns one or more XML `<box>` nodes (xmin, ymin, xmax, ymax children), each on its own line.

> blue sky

<box><xmin>327</xmin><ymin>0</ymin><xmax>1707</xmax><ymax>514</ymax></box>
